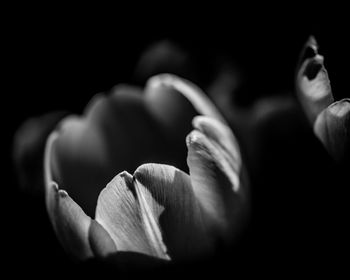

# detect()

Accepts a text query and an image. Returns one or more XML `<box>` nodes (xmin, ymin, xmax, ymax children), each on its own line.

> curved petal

<box><xmin>296</xmin><ymin>36</ymin><xmax>334</xmax><ymax>124</ymax></box>
<box><xmin>186</xmin><ymin>116</ymin><xmax>248</xmax><ymax>241</ymax></box>
<box><xmin>49</xmin><ymin>85</ymin><xmax>166</xmax><ymax>217</ymax></box>
<box><xmin>45</xmin><ymin>132</ymin><xmax>118</xmax><ymax>260</ymax></box>
<box><xmin>314</xmin><ymin>98</ymin><xmax>350</xmax><ymax>163</ymax></box>
<box><xmin>49</xmin><ymin>115</ymin><xmax>111</xmax><ymax>217</ymax></box>
<box><xmin>95</xmin><ymin>171</ymin><xmax>170</xmax><ymax>260</ymax></box>
<box><xmin>144</xmin><ymin>74</ymin><xmax>226</xmax><ymax>171</ymax></box>
<box><xmin>44</xmin><ymin>131</ymin><xmax>93</xmax><ymax>260</ymax></box>
<box><xmin>192</xmin><ymin>116</ymin><xmax>241</xmax><ymax>179</ymax></box>
<box><xmin>134</xmin><ymin>163</ymin><xmax>213</xmax><ymax>260</ymax></box>
<box><xmin>145</xmin><ymin>74</ymin><xmax>226</xmax><ymax>126</ymax></box>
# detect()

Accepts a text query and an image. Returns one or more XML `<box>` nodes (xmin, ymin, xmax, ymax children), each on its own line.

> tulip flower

<box><xmin>43</xmin><ymin>73</ymin><xmax>249</xmax><ymax>263</ymax></box>
<box><xmin>296</xmin><ymin>36</ymin><xmax>350</xmax><ymax>163</ymax></box>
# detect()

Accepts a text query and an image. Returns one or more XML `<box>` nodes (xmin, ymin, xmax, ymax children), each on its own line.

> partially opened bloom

<box><xmin>43</xmin><ymin>74</ymin><xmax>249</xmax><ymax>263</ymax></box>
<box><xmin>296</xmin><ymin>36</ymin><xmax>350</xmax><ymax>163</ymax></box>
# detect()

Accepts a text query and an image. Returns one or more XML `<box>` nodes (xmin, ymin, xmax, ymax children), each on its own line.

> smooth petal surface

<box><xmin>134</xmin><ymin>164</ymin><xmax>212</xmax><ymax>260</ymax></box>
<box><xmin>296</xmin><ymin>36</ymin><xmax>334</xmax><ymax>124</ymax></box>
<box><xmin>95</xmin><ymin>171</ymin><xmax>169</xmax><ymax>260</ymax></box>
<box><xmin>45</xmin><ymin>131</ymin><xmax>94</xmax><ymax>260</ymax></box>
<box><xmin>186</xmin><ymin>116</ymin><xmax>247</xmax><ymax>240</ymax></box>
<box><xmin>314</xmin><ymin>98</ymin><xmax>350</xmax><ymax>162</ymax></box>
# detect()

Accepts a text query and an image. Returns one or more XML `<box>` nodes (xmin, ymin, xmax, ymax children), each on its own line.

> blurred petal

<box><xmin>314</xmin><ymin>98</ymin><xmax>350</xmax><ymax>163</ymax></box>
<box><xmin>207</xmin><ymin>61</ymin><xmax>240</xmax><ymax>113</ymax></box>
<box><xmin>13</xmin><ymin>111</ymin><xmax>67</xmax><ymax>193</ymax></box>
<box><xmin>296</xmin><ymin>36</ymin><xmax>334</xmax><ymax>124</ymax></box>
<box><xmin>95</xmin><ymin>171</ymin><xmax>169</xmax><ymax>260</ymax></box>
<box><xmin>44</xmin><ymin>131</ymin><xmax>93</xmax><ymax>260</ymax></box>
<box><xmin>133</xmin><ymin>40</ymin><xmax>196</xmax><ymax>84</ymax></box>
<box><xmin>134</xmin><ymin>164</ymin><xmax>212</xmax><ymax>259</ymax></box>
<box><xmin>186</xmin><ymin>117</ymin><xmax>247</xmax><ymax>240</ymax></box>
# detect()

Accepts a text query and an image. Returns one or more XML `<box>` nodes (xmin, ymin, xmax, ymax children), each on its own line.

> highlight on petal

<box><xmin>145</xmin><ymin>74</ymin><xmax>226</xmax><ymax>133</ymax></box>
<box><xmin>134</xmin><ymin>164</ymin><xmax>213</xmax><ymax>260</ymax></box>
<box><xmin>296</xmin><ymin>36</ymin><xmax>334</xmax><ymax>124</ymax></box>
<box><xmin>95</xmin><ymin>171</ymin><xmax>170</xmax><ymax>260</ymax></box>
<box><xmin>314</xmin><ymin>98</ymin><xmax>350</xmax><ymax>163</ymax></box>
<box><xmin>44</xmin><ymin>130</ymin><xmax>93</xmax><ymax>260</ymax></box>
<box><xmin>48</xmin><ymin>115</ymin><xmax>111</xmax><ymax>217</ymax></box>
<box><xmin>45</xmin><ymin>131</ymin><xmax>117</xmax><ymax>260</ymax></box>
<box><xmin>186</xmin><ymin>116</ymin><xmax>248</xmax><ymax>241</ymax></box>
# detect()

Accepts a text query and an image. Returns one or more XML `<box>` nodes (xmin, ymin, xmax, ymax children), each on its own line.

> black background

<box><xmin>3</xmin><ymin>6</ymin><xmax>349</xmax><ymax>277</ymax></box>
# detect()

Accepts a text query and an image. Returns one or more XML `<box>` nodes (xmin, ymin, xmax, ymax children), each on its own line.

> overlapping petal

<box><xmin>49</xmin><ymin>74</ymin><xmax>222</xmax><ymax>217</ymax></box>
<box><xmin>43</xmin><ymin>73</ymin><xmax>245</xmax><ymax>263</ymax></box>
<box><xmin>44</xmin><ymin>110</ymin><xmax>246</xmax><ymax>263</ymax></box>
<box><xmin>186</xmin><ymin>116</ymin><xmax>248</xmax><ymax>240</ymax></box>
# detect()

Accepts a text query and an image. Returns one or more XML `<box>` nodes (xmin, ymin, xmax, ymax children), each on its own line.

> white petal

<box><xmin>45</xmin><ymin>181</ymin><xmax>93</xmax><ymax>260</ymax></box>
<box><xmin>95</xmin><ymin>171</ymin><xmax>170</xmax><ymax>260</ymax></box>
<box><xmin>192</xmin><ymin>116</ymin><xmax>241</xmax><ymax>180</ymax></box>
<box><xmin>314</xmin><ymin>98</ymin><xmax>350</xmax><ymax>162</ymax></box>
<box><xmin>145</xmin><ymin>74</ymin><xmax>226</xmax><ymax>144</ymax></box>
<box><xmin>296</xmin><ymin>37</ymin><xmax>334</xmax><ymax>124</ymax></box>
<box><xmin>134</xmin><ymin>164</ymin><xmax>212</xmax><ymax>260</ymax></box>
<box><xmin>186</xmin><ymin>119</ymin><xmax>247</xmax><ymax>241</ymax></box>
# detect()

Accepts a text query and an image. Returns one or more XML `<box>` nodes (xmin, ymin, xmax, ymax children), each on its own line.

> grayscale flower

<box><xmin>43</xmin><ymin>74</ymin><xmax>249</xmax><ymax>263</ymax></box>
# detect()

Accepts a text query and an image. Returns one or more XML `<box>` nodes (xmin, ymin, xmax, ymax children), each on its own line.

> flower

<box><xmin>296</xmin><ymin>36</ymin><xmax>350</xmax><ymax>163</ymax></box>
<box><xmin>43</xmin><ymin>74</ymin><xmax>249</xmax><ymax>263</ymax></box>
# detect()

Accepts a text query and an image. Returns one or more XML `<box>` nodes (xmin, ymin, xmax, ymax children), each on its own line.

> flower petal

<box><xmin>192</xmin><ymin>116</ymin><xmax>241</xmax><ymax>179</ymax></box>
<box><xmin>49</xmin><ymin>116</ymin><xmax>111</xmax><ymax>217</ymax></box>
<box><xmin>46</xmin><ymin>183</ymin><xmax>94</xmax><ymax>260</ymax></box>
<box><xmin>296</xmin><ymin>36</ymin><xmax>334</xmax><ymax>124</ymax></box>
<box><xmin>133</xmin><ymin>163</ymin><xmax>213</xmax><ymax>260</ymax></box>
<box><xmin>45</xmin><ymin>130</ymin><xmax>94</xmax><ymax>260</ymax></box>
<box><xmin>95</xmin><ymin>171</ymin><xmax>170</xmax><ymax>260</ymax></box>
<box><xmin>314</xmin><ymin>98</ymin><xmax>350</xmax><ymax>163</ymax></box>
<box><xmin>49</xmin><ymin>85</ymin><xmax>166</xmax><ymax>217</ymax></box>
<box><xmin>144</xmin><ymin>74</ymin><xmax>226</xmax><ymax>172</ymax></box>
<box><xmin>186</xmin><ymin>117</ymin><xmax>247</xmax><ymax>241</ymax></box>
<box><xmin>145</xmin><ymin>74</ymin><xmax>225</xmax><ymax>126</ymax></box>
